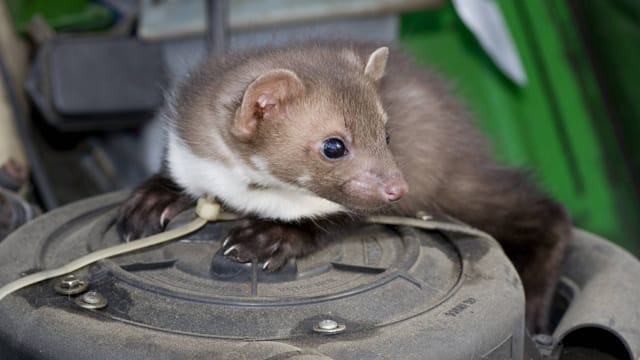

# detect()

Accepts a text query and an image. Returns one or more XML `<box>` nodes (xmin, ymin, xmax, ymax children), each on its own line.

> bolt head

<box><xmin>54</xmin><ymin>275</ymin><xmax>88</xmax><ymax>295</ymax></box>
<box><xmin>313</xmin><ymin>319</ymin><xmax>346</xmax><ymax>334</ymax></box>
<box><xmin>75</xmin><ymin>291</ymin><xmax>108</xmax><ymax>310</ymax></box>
<box><xmin>61</xmin><ymin>276</ymin><xmax>80</xmax><ymax>288</ymax></box>
<box><xmin>318</xmin><ymin>320</ymin><xmax>338</xmax><ymax>330</ymax></box>
<box><xmin>82</xmin><ymin>292</ymin><xmax>101</xmax><ymax>305</ymax></box>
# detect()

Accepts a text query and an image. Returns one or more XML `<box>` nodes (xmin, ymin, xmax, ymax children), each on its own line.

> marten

<box><xmin>117</xmin><ymin>43</ymin><xmax>570</xmax><ymax>333</ymax></box>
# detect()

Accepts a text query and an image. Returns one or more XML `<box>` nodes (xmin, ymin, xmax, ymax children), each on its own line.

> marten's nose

<box><xmin>384</xmin><ymin>177</ymin><xmax>408</xmax><ymax>202</ymax></box>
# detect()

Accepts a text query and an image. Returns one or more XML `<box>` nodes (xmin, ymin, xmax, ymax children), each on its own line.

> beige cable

<box><xmin>365</xmin><ymin>214</ymin><xmax>494</xmax><ymax>241</ymax></box>
<box><xmin>0</xmin><ymin>198</ymin><xmax>233</xmax><ymax>301</ymax></box>
<box><xmin>0</xmin><ymin>197</ymin><xmax>491</xmax><ymax>301</ymax></box>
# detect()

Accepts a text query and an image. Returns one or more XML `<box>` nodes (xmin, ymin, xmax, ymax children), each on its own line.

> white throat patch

<box><xmin>166</xmin><ymin>133</ymin><xmax>345</xmax><ymax>220</ymax></box>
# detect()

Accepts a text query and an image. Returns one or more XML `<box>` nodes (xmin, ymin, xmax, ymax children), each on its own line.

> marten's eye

<box><xmin>385</xmin><ymin>132</ymin><xmax>391</xmax><ymax>144</ymax></box>
<box><xmin>322</xmin><ymin>138</ymin><xmax>347</xmax><ymax>159</ymax></box>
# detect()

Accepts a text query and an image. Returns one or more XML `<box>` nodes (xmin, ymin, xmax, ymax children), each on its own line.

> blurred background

<box><xmin>0</xmin><ymin>0</ymin><xmax>638</xmax><ymax>253</ymax></box>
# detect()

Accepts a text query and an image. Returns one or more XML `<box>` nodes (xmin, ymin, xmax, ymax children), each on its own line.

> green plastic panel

<box><xmin>399</xmin><ymin>1</ymin><xmax>639</xmax><ymax>251</ymax></box>
<box><xmin>573</xmin><ymin>0</ymin><xmax>640</xmax><ymax>156</ymax></box>
<box><xmin>6</xmin><ymin>0</ymin><xmax>113</xmax><ymax>34</ymax></box>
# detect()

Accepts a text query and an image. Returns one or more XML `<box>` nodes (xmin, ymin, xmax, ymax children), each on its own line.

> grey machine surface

<box><xmin>0</xmin><ymin>192</ymin><xmax>638</xmax><ymax>359</ymax></box>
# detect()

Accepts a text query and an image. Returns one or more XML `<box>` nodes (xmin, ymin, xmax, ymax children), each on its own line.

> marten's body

<box><xmin>117</xmin><ymin>43</ymin><xmax>570</xmax><ymax>332</ymax></box>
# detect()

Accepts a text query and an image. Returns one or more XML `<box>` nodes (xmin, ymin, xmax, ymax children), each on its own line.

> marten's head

<box><xmin>231</xmin><ymin>46</ymin><xmax>407</xmax><ymax>210</ymax></box>
<box><xmin>169</xmin><ymin>46</ymin><xmax>408</xmax><ymax>220</ymax></box>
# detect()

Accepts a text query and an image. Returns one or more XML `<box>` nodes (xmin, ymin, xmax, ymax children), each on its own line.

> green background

<box><xmin>399</xmin><ymin>1</ymin><xmax>640</xmax><ymax>252</ymax></box>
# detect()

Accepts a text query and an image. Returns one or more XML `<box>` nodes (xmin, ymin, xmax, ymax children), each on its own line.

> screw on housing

<box><xmin>75</xmin><ymin>291</ymin><xmax>108</xmax><ymax>310</ymax></box>
<box><xmin>313</xmin><ymin>319</ymin><xmax>346</xmax><ymax>334</ymax></box>
<box><xmin>54</xmin><ymin>274</ymin><xmax>88</xmax><ymax>295</ymax></box>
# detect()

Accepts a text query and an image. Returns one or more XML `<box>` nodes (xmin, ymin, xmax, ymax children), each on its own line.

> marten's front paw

<box><xmin>223</xmin><ymin>219</ymin><xmax>313</xmax><ymax>271</ymax></box>
<box><xmin>116</xmin><ymin>175</ymin><xmax>193</xmax><ymax>241</ymax></box>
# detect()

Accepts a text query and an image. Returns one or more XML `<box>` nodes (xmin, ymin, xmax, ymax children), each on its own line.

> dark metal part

<box><xmin>26</xmin><ymin>37</ymin><xmax>166</xmax><ymax>132</ymax></box>
<box><xmin>206</xmin><ymin>0</ymin><xmax>229</xmax><ymax>55</ymax></box>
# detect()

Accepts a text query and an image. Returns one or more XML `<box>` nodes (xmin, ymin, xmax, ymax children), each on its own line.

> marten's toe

<box><xmin>223</xmin><ymin>219</ymin><xmax>312</xmax><ymax>270</ymax></box>
<box><xmin>116</xmin><ymin>174</ymin><xmax>193</xmax><ymax>241</ymax></box>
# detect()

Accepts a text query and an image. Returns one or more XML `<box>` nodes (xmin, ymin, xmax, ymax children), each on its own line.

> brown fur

<box><xmin>118</xmin><ymin>42</ymin><xmax>571</xmax><ymax>333</ymax></box>
<box><xmin>170</xmin><ymin>44</ymin><xmax>402</xmax><ymax>209</ymax></box>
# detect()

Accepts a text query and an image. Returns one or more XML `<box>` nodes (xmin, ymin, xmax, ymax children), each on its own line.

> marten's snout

<box><xmin>384</xmin><ymin>177</ymin><xmax>408</xmax><ymax>202</ymax></box>
<box><xmin>343</xmin><ymin>172</ymin><xmax>408</xmax><ymax>209</ymax></box>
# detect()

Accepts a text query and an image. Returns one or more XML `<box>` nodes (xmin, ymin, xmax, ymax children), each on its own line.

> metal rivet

<box><xmin>75</xmin><ymin>291</ymin><xmax>108</xmax><ymax>310</ymax></box>
<box><xmin>54</xmin><ymin>275</ymin><xmax>88</xmax><ymax>295</ymax></box>
<box><xmin>313</xmin><ymin>319</ymin><xmax>346</xmax><ymax>334</ymax></box>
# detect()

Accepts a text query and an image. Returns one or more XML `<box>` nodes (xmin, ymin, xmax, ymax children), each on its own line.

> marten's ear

<box><xmin>233</xmin><ymin>69</ymin><xmax>304</xmax><ymax>141</ymax></box>
<box><xmin>364</xmin><ymin>47</ymin><xmax>389</xmax><ymax>82</ymax></box>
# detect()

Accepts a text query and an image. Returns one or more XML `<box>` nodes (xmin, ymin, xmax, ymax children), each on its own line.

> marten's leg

<box><xmin>116</xmin><ymin>172</ymin><xmax>193</xmax><ymax>241</ymax></box>
<box><xmin>223</xmin><ymin>216</ymin><xmax>352</xmax><ymax>270</ymax></box>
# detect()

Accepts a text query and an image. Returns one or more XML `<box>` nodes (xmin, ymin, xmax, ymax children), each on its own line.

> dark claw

<box><xmin>223</xmin><ymin>244</ymin><xmax>253</xmax><ymax>263</ymax></box>
<box><xmin>262</xmin><ymin>251</ymin><xmax>290</xmax><ymax>271</ymax></box>
<box><xmin>116</xmin><ymin>174</ymin><xmax>193</xmax><ymax>241</ymax></box>
<box><xmin>222</xmin><ymin>219</ymin><xmax>316</xmax><ymax>271</ymax></box>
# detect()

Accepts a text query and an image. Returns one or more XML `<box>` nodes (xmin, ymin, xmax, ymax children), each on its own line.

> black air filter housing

<box><xmin>0</xmin><ymin>192</ymin><xmax>638</xmax><ymax>359</ymax></box>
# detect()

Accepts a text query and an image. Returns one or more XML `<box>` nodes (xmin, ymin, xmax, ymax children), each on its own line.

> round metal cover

<box><xmin>0</xmin><ymin>192</ymin><xmax>526</xmax><ymax>359</ymax></box>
